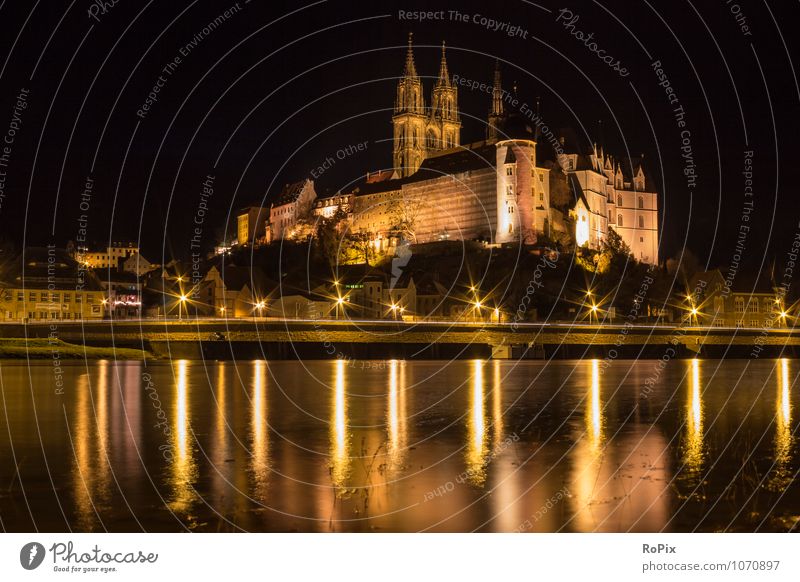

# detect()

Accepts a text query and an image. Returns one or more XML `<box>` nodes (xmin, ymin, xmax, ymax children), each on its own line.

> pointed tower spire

<box><xmin>394</xmin><ymin>32</ymin><xmax>426</xmax><ymax>177</ymax></box>
<box><xmin>404</xmin><ymin>32</ymin><xmax>417</xmax><ymax>77</ymax></box>
<box><xmin>490</xmin><ymin>60</ymin><xmax>503</xmax><ymax>116</ymax></box>
<box><xmin>487</xmin><ymin>60</ymin><xmax>505</xmax><ymax>142</ymax></box>
<box><xmin>436</xmin><ymin>41</ymin><xmax>451</xmax><ymax>87</ymax></box>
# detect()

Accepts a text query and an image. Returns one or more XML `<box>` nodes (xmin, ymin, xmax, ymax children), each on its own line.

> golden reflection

<box><xmin>771</xmin><ymin>358</ymin><xmax>793</xmax><ymax>488</ymax></box>
<box><xmin>465</xmin><ymin>359</ymin><xmax>488</xmax><ymax>486</ymax></box>
<box><xmin>215</xmin><ymin>363</ymin><xmax>227</xmax><ymax>451</ymax></box>
<box><xmin>72</xmin><ymin>362</ymin><xmax>113</xmax><ymax>530</ymax></box>
<box><xmin>251</xmin><ymin>360</ymin><xmax>270</xmax><ymax>498</ymax></box>
<box><xmin>683</xmin><ymin>359</ymin><xmax>704</xmax><ymax>475</ymax></box>
<box><xmin>330</xmin><ymin>359</ymin><xmax>350</xmax><ymax>490</ymax></box>
<box><xmin>586</xmin><ymin>359</ymin><xmax>603</xmax><ymax>454</ymax></box>
<box><xmin>492</xmin><ymin>359</ymin><xmax>504</xmax><ymax>448</ymax></box>
<box><xmin>72</xmin><ymin>372</ymin><xmax>94</xmax><ymax>528</ymax></box>
<box><xmin>385</xmin><ymin>360</ymin><xmax>408</xmax><ymax>472</ymax></box>
<box><xmin>95</xmin><ymin>360</ymin><xmax>110</xmax><ymax>495</ymax></box>
<box><xmin>170</xmin><ymin>359</ymin><xmax>197</xmax><ymax>512</ymax></box>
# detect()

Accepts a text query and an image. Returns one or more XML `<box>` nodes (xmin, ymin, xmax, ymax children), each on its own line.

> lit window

<box><xmin>638</xmin><ymin>216</ymin><xmax>644</xmax><ymax>228</ymax></box>
<box><xmin>638</xmin><ymin>196</ymin><xmax>644</xmax><ymax>209</ymax></box>
<box><xmin>617</xmin><ymin>194</ymin><xmax>623</xmax><ymax>206</ymax></box>
<box><xmin>618</xmin><ymin>214</ymin><xmax>623</xmax><ymax>227</ymax></box>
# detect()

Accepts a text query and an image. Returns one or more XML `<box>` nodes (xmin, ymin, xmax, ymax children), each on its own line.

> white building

<box><xmin>565</xmin><ymin>145</ymin><xmax>659</xmax><ymax>264</ymax></box>
<box><xmin>266</xmin><ymin>179</ymin><xmax>317</xmax><ymax>242</ymax></box>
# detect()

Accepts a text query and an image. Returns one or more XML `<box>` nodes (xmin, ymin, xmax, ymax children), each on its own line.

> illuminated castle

<box><xmin>318</xmin><ymin>35</ymin><xmax>659</xmax><ymax>264</ymax></box>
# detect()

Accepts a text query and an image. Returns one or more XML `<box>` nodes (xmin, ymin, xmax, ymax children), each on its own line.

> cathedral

<box><xmin>314</xmin><ymin>35</ymin><xmax>659</xmax><ymax>264</ymax></box>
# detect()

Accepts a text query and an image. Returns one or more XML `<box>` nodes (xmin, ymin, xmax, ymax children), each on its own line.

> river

<box><xmin>0</xmin><ymin>358</ymin><xmax>797</xmax><ymax>532</ymax></box>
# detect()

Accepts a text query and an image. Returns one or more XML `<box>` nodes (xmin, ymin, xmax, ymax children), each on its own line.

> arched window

<box><xmin>618</xmin><ymin>214</ymin><xmax>623</xmax><ymax>227</ymax></box>
<box><xmin>638</xmin><ymin>196</ymin><xmax>644</xmax><ymax>209</ymax></box>
<box><xmin>638</xmin><ymin>215</ymin><xmax>644</xmax><ymax>228</ymax></box>
<box><xmin>617</xmin><ymin>194</ymin><xmax>623</xmax><ymax>206</ymax></box>
<box><xmin>426</xmin><ymin>130</ymin><xmax>436</xmax><ymax>149</ymax></box>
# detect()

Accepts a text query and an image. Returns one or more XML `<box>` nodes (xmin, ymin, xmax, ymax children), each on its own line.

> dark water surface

<box><xmin>1</xmin><ymin>358</ymin><xmax>798</xmax><ymax>532</ymax></box>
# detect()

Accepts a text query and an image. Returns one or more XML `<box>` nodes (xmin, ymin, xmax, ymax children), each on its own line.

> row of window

<box><xmin>609</xmin><ymin>212</ymin><xmax>646</xmax><ymax>228</ymax></box>
<box><xmin>505</xmin><ymin>167</ymin><xmax>546</xmax><ymax>182</ymax></box>
<box><xmin>611</xmin><ymin>194</ymin><xmax>646</xmax><ymax>208</ymax></box>
<box><xmin>6</xmin><ymin>291</ymin><xmax>101</xmax><ymax>304</ymax></box>
<box><xmin>732</xmin><ymin>297</ymin><xmax>775</xmax><ymax>313</ymax></box>
<box><xmin>2</xmin><ymin>311</ymin><xmax>99</xmax><ymax>320</ymax></box>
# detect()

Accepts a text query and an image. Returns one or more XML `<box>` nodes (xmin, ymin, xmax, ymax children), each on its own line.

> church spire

<box><xmin>404</xmin><ymin>32</ymin><xmax>418</xmax><ymax>78</ymax></box>
<box><xmin>436</xmin><ymin>41</ymin><xmax>451</xmax><ymax>87</ymax></box>
<box><xmin>490</xmin><ymin>60</ymin><xmax>503</xmax><ymax>117</ymax></box>
<box><xmin>487</xmin><ymin>60</ymin><xmax>505</xmax><ymax>142</ymax></box>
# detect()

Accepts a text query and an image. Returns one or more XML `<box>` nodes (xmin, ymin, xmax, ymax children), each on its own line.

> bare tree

<box><xmin>387</xmin><ymin>195</ymin><xmax>423</xmax><ymax>243</ymax></box>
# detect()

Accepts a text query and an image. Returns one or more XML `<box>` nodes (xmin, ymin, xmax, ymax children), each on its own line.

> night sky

<box><xmin>0</xmin><ymin>0</ymin><xmax>797</xmax><ymax>271</ymax></box>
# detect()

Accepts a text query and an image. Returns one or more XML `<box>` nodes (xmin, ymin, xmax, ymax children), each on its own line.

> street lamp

<box><xmin>494</xmin><ymin>307</ymin><xmax>500</xmax><ymax>323</ymax></box>
<box><xmin>336</xmin><ymin>296</ymin><xmax>345</xmax><ymax>320</ymax></box>
<box><xmin>179</xmin><ymin>295</ymin><xmax>187</xmax><ymax>320</ymax></box>
<box><xmin>473</xmin><ymin>299</ymin><xmax>482</xmax><ymax>322</ymax></box>
<box><xmin>390</xmin><ymin>303</ymin><xmax>398</xmax><ymax>320</ymax></box>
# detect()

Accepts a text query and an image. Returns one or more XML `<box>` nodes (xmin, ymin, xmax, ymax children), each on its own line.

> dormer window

<box><xmin>506</xmin><ymin>167</ymin><xmax>513</xmax><ymax>176</ymax></box>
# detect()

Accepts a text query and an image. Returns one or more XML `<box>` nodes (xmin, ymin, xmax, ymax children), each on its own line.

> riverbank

<box><xmin>0</xmin><ymin>338</ymin><xmax>149</xmax><ymax>359</ymax></box>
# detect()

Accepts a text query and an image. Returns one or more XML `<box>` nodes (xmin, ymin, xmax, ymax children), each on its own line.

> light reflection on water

<box><xmin>2</xmin><ymin>358</ymin><xmax>799</xmax><ymax>532</ymax></box>
<box><xmin>465</xmin><ymin>359</ymin><xmax>488</xmax><ymax>486</ymax></box>
<box><xmin>770</xmin><ymin>358</ymin><xmax>793</xmax><ymax>491</ymax></box>
<box><xmin>329</xmin><ymin>359</ymin><xmax>350</xmax><ymax>491</ymax></box>
<box><xmin>683</xmin><ymin>358</ymin><xmax>705</xmax><ymax>479</ymax></box>
<box><xmin>169</xmin><ymin>360</ymin><xmax>197</xmax><ymax>514</ymax></box>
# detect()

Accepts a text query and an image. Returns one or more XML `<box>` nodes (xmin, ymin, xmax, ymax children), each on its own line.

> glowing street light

<box><xmin>335</xmin><ymin>296</ymin><xmax>346</xmax><ymax>320</ymax></box>
<box><xmin>178</xmin><ymin>294</ymin><xmax>188</xmax><ymax>320</ymax></box>
<box><xmin>255</xmin><ymin>301</ymin><xmax>266</xmax><ymax>317</ymax></box>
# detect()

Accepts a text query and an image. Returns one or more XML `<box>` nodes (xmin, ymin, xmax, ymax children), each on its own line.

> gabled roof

<box><xmin>214</xmin><ymin>265</ymin><xmax>275</xmax><ymax>295</ymax></box>
<box><xmin>567</xmin><ymin>174</ymin><xmax>590</xmax><ymax>209</ymax></box>
<box><xmin>273</xmin><ymin>179</ymin><xmax>312</xmax><ymax>206</ymax></box>
<box><xmin>352</xmin><ymin>142</ymin><xmax>498</xmax><ymax>197</ymax></box>
<box><xmin>1</xmin><ymin>247</ymin><xmax>104</xmax><ymax>291</ymax></box>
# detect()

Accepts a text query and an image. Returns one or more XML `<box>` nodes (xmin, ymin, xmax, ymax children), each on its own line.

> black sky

<box><xmin>0</xmin><ymin>0</ymin><xmax>797</xmax><ymax>271</ymax></box>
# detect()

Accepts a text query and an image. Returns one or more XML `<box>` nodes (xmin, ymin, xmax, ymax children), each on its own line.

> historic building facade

<box><xmin>314</xmin><ymin>37</ymin><xmax>660</xmax><ymax>264</ymax></box>
<box><xmin>566</xmin><ymin>145</ymin><xmax>659</xmax><ymax>264</ymax></box>
<box><xmin>393</xmin><ymin>35</ymin><xmax>461</xmax><ymax>178</ymax></box>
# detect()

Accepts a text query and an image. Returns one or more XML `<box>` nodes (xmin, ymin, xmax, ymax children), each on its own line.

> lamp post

<box><xmin>336</xmin><ymin>296</ymin><xmax>345</xmax><ymax>320</ymax></box>
<box><xmin>179</xmin><ymin>295</ymin><xmax>187</xmax><ymax>321</ymax></box>
<box><xmin>589</xmin><ymin>303</ymin><xmax>598</xmax><ymax>324</ymax></box>
<box><xmin>474</xmin><ymin>300</ymin><xmax>482</xmax><ymax>323</ymax></box>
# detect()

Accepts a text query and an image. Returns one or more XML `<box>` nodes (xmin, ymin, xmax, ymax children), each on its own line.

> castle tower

<box><xmin>487</xmin><ymin>61</ymin><xmax>504</xmax><ymax>142</ymax></box>
<box><xmin>392</xmin><ymin>33</ymin><xmax>428</xmax><ymax>177</ymax></box>
<box><xmin>427</xmin><ymin>42</ymin><xmax>461</xmax><ymax>152</ymax></box>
